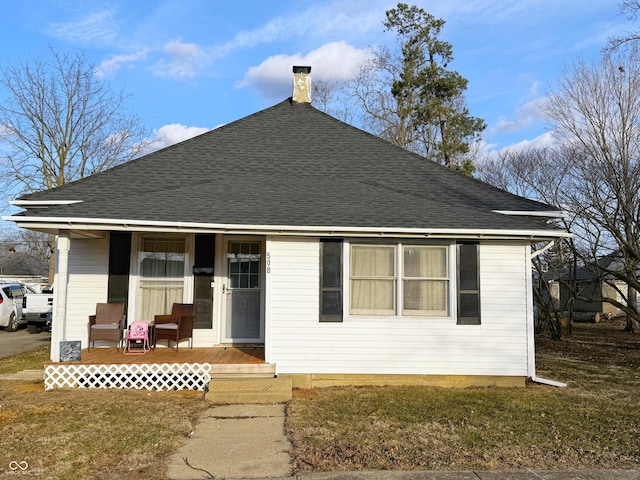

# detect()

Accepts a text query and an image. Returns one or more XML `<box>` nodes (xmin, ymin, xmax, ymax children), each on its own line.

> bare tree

<box><xmin>544</xmin><ymin>46</ymin><xmax>640</xmax><ymax>332</ymax></box>
<box><xmin>344</xmin><ymin>48</ymin><xmax>420</xmax><ymax>151</ymax></box>
<box><xmin>480</xmin><ymin>47</ymin><xmax>640</xmax><ymax>334</ymax></box>
<box><xmin>0</xmin><ymin>48</ymin><xmax>152</xmax><ymax>279</ymax></box>
<box><xmin>607</xmin><ymin>1</ymin><xmax>640</xmax><ymax>51</ymax></box>
<box><xmin>0</xmin><ymin>48</ymin><xmax>152</xmax><ymax>196</ymax></box>
<box><xmin>477</xmin><ymin>147</ymin><xmax>576</xmax><ymax>338</ymax></box>
<box><xmin>312</xmin><ymin>79</ymin><xmax>354</xmax><ymax>124</ymax></box>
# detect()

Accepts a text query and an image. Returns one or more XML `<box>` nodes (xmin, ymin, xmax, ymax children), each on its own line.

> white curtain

<box><xmin>139</xmin><ymin>238</ymin><xmax>186</xmax><ymax>320</ymax></box>
<box><xmin>350</xmin><ymin>245</ymin><xmax>396</xmax><ymax>314</ymax></box>
<box><xmin>403</xmin><ymin>246</ymin><xmax>448</xmax><ymax>315</ymax></box>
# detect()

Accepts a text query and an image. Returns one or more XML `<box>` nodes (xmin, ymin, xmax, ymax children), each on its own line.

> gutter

<box><xmin>530</xmin><ymin>375</ymin><xmax>567</xmax><ymax>388</ymax></box>
<box><xmin>1</xmin><ymin>215</ymin><xmax>572</xmax><ymax>240</ymax></box>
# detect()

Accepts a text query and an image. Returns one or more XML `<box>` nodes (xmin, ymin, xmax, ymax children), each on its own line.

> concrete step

<box><xmin>209</xmin><ymin>363</ymin><xmax>276</xmax><ymax>378</ymax></box>
<box><xmin>207</xmin><ymin>377</ymin><xmax>292</xmax><ymax>404</ymax></box>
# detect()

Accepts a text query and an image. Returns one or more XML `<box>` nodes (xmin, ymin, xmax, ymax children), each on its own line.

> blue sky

<box><xmin>0</xmin><ymin>0</ymin><xmax>632</xmax><ymax>153</ymax></box>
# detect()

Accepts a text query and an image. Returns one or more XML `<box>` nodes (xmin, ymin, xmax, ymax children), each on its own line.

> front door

<box><xmin>223</xmin><ymin>239</ymin><xmax>263</xmax><ymax>342</ymax></box>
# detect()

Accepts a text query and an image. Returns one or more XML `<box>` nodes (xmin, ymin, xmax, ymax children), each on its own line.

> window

<box><xmin>139</xmin><ymin>237</ymin><xmax>186</xmax><ymax>320</ymax></box>
<box><xmin>349</xmin><ymin>243</ymin><xmax>451</xmax><ymax>316</ymax></box>
<box><xmin>350</xmin><ymin>245</ymin><xmax>396</xmax><ymax>315</ymax></box>
<box><xmin>457</xmin><ymin>243</ymin><xmax>480</xmax><ymax>325</ymax></box>
<box><xmin>402</xmin><ymin>246</ymin><xmax>449</xmax><ymax>316</ymax></box>
<box><xmin>320</xmin><ymin>239</ymin><xmax>343</xmax><ymax>322</ymax></box>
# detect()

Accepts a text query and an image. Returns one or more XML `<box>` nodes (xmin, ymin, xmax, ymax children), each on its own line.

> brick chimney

<box><xmin>292</xmin><ymin>66</ymin><xmax>311</xmax><ymax>103</ymax></box>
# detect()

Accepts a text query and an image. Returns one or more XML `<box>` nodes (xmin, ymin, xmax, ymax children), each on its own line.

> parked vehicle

<box><xmin>0</xmin><ymin>283</ymin><xmax>27</xmax><ymax>332</ymax></box>
<box><xmin>23</xmin><ymin>286</ymin><xmax>53</xmax><ymax>334</ymax></box>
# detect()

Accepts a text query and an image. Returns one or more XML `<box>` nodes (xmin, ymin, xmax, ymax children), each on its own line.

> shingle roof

<box><xmin>15</xmin><ymin>98</ymin><xmax>563</xmax><ymax>233</ymax></box>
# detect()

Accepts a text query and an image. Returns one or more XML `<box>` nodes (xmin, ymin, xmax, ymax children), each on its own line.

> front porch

<box><xmin>76</xmin><ymin>345</ymin><xmax>266</xmax><ymax>365</ymax></box>
<box><xmin>43</xmin><ymin>346</ymin><xmax>290</xmax><ymax>399</ymax></box>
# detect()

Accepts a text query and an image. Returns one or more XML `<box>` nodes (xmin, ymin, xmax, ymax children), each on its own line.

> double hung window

<box><xmin>350</xmin><ymin>245</ymin><xmax>397</xmax><ymax>315</ymax></box>
<box><xmin>349</xmin><ymin>243</ymin><xmax>450</xmax><ymax>317</ymax></box>
<box><xmin>402</xmin><ymin>246</ymin><xmax>448</xmax><ymax>316</ymax></box>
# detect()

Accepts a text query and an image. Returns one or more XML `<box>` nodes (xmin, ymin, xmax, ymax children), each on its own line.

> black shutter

<box><xmin>107</xmin><ymin>232</ymin><xmax>131</xmax><ymax>313</ymax></box>
<box><xmin>193</xmin><ymin>234</ymin><xmax>215</xmax><ymax>329</ymax></box>
<box><xmin>320</xmin><ymin>239</ymin><xmax>343</xmax><ymax>322</ymax></box>
<box><xmin>457</xmin><ymin>242</ymin><xmax>480</xmax><ymax>325</ymax></box>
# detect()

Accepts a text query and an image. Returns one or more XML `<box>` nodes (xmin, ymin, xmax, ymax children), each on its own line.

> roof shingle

<box><xmin>17</xmin><ymin>99</ymin><xmax>562</xmax><ymax>233</ymax></box>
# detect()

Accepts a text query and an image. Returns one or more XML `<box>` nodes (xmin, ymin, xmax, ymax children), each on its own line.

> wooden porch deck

<box><xmin>49</xmin><ymin>346</ymin><xmax>265</xmax><ymax>366</ymax></box>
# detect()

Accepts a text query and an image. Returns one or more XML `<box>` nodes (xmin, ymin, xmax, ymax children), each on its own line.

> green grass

<box><xmin>287</xmin><ymin>318</ymin><xmax>640</xmax><ymax>472</ymax></box>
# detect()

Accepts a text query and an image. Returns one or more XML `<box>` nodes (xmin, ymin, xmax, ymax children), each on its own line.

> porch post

<box><xmin>50</xmin><ymin>232</ymin><xmax>71</xmax><ymax>362</ymax></box>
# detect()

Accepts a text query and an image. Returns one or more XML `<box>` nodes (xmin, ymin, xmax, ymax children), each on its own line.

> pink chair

<box><xmin>123</xmin><ymin>321</ymin><xmax>150</xmax><ymax>355</ymax></box>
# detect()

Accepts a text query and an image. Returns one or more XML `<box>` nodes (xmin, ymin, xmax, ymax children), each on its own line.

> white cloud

<box><xmin>492</xmin><ymin>98</ymin><xmax>546</xmax><ymax>135</ymax></box>
<box><xmin>221</xmin><ymin>1</ymin><xmax>387</xmax><ymax>52</ymax></box>
<box><xmin>241</xmin><ymin>42</ymin><xmax>375</xmax><ymax>99</ymax></box>
<box><xmin>151</xmin><ymin>123</ymin><xmax>210</xmax><ymax>150</ymax></box>
<box><xmin>96</xmin><ymin>51</ymin><xmax>148</xmax><ymax>78</ymax></box>
<box><xmin>47</xmin><ymin>10</ymin><xmax>119</xmax><ymax>46</ymax></box>
<box><xmin>489</xmin><ymin>79</ymin><xmax>547</xmax><ymax>136</ymax></box>
<box><xmin>151</xmin><ymin>40</ymin><xmax>208</xmax><ymax>79</ymax></box>
<box><xmin>499</xmin><ymin>131</ymin><xmax>558</xmax><ymax>154</ymax></box>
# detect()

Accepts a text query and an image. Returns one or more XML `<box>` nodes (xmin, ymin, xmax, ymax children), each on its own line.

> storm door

<box><xmin>222</xmin><ymin>240</ymin><xmax>263</xmax><ymax>342</ymax></box>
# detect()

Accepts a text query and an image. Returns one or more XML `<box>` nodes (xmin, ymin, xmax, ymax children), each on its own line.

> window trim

<box><xmin>349</xmin><ymin>244</ymin><xmax>397</xmax><ymax>316</ymax></box>
<box><xmin>347</xmin><ymin>240</ymin><xmax>453</xmax><ymax>318</ymax></box>
<box><xmin>401</xmin><ymin>245</ymin><xmax>450</xmax><ymax>317</ymax></box>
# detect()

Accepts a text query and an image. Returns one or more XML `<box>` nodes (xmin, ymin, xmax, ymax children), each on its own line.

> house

<box><xmin>0</xmin><ymin>249</ymin><xmax>49</xmax><ymax>287</ymax></box>
<box><xmin>4</xmin><ymin>67</ymin><xmax>568</xmax><ymax>389</ymax></box>
<box><xmin>546</xmin><ymin>252</ymin><xmax>636</xmax><ymax>316</ymax></box>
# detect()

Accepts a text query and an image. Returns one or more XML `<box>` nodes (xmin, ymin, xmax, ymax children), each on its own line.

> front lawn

<box><xmin>286</xmin><ymin>317</ymin><xmax>640</xmax><ymax>472</ymax></box>
<box><xmin>0</xmin><ymin>347</ymin><xmax>205</xmax><ymax>480</ymax></box>
<box><xmin>0</xmin><ymin>318</ymin><xmax>638</xmax><ymax>478</ymax></box>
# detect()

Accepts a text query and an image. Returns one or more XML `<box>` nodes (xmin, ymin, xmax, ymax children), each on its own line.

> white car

<box><xmin>0</xmin><ymin>283</ymin><xmax>27</xmax><ymax>332</ymax></box>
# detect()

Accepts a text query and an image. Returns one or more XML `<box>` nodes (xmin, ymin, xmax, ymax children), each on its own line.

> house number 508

<box><xmin>266</xmin><ymin>252</ymin><xmax>271</xmax><ymax>274</ymax></box>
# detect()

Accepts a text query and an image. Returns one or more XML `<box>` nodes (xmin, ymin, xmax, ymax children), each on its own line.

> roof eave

<box><xmin>3</xmin><ymin>215</ymin><xmax>571</xmax><ymax>241</ymax></box>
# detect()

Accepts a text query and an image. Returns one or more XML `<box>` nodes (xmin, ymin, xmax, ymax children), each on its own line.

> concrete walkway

<box><xmin>288</xmin><ymin>471</ymin><xmax>640</xmax><ymax>479</ymax></box>
<box><xmin>166</xmin><ymin>403</ymin><xmax>292</xmax><ymax>479</ymax></box>
<box><xmin>0</xmin><ymin>369</ymin><xmax>44</xmax><ymax>381</ymax></box>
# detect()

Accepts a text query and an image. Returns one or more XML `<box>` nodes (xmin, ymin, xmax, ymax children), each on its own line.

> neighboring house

<box><xmin>0</xmin><ymin>249</ymin><xmax>49</xmax><ymax>287</ymax></box>
<box><xmin>547</xmin><ymin>253</ymin><xmax>635</xmax><ymax>316</ymax></box>
<box><xmin>4</xmin><ymin>67</ymin><xmax>568</xmax><ymax>388</ymax></box>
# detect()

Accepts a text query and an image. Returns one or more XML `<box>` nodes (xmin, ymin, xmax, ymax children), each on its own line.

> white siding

<box><xmin>267</xmin><ymin>238</ymin><xmax>531</xmax><ymax>377</ymax></box>
<box><xmin>63</xmin><ymin>237</ymin><xmax>110</xmax><ymax>348</ymax></box>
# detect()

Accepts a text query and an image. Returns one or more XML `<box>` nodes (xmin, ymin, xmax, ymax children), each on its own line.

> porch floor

<box><xmin>49</xmin><ymin>346</ymin><xmax>265</xmax><ymax>365</ymax></box>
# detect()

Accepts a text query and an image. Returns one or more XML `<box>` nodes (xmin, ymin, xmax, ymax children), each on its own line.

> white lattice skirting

<box><xmin>44</xmin><ymin>363</ymin><xmax>212</xmax><ymax>391</ymax></box>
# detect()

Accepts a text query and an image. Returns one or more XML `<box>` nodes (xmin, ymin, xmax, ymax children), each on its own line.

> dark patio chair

<box><xmin>153</xmin><ymin>303</ymin><xmax>194</xmax><ymax>351</ymax></box>
<box><xmin>88</xmin><ymin>303</ymin><xmax>126</xmax><ymax>350</ymax></box>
